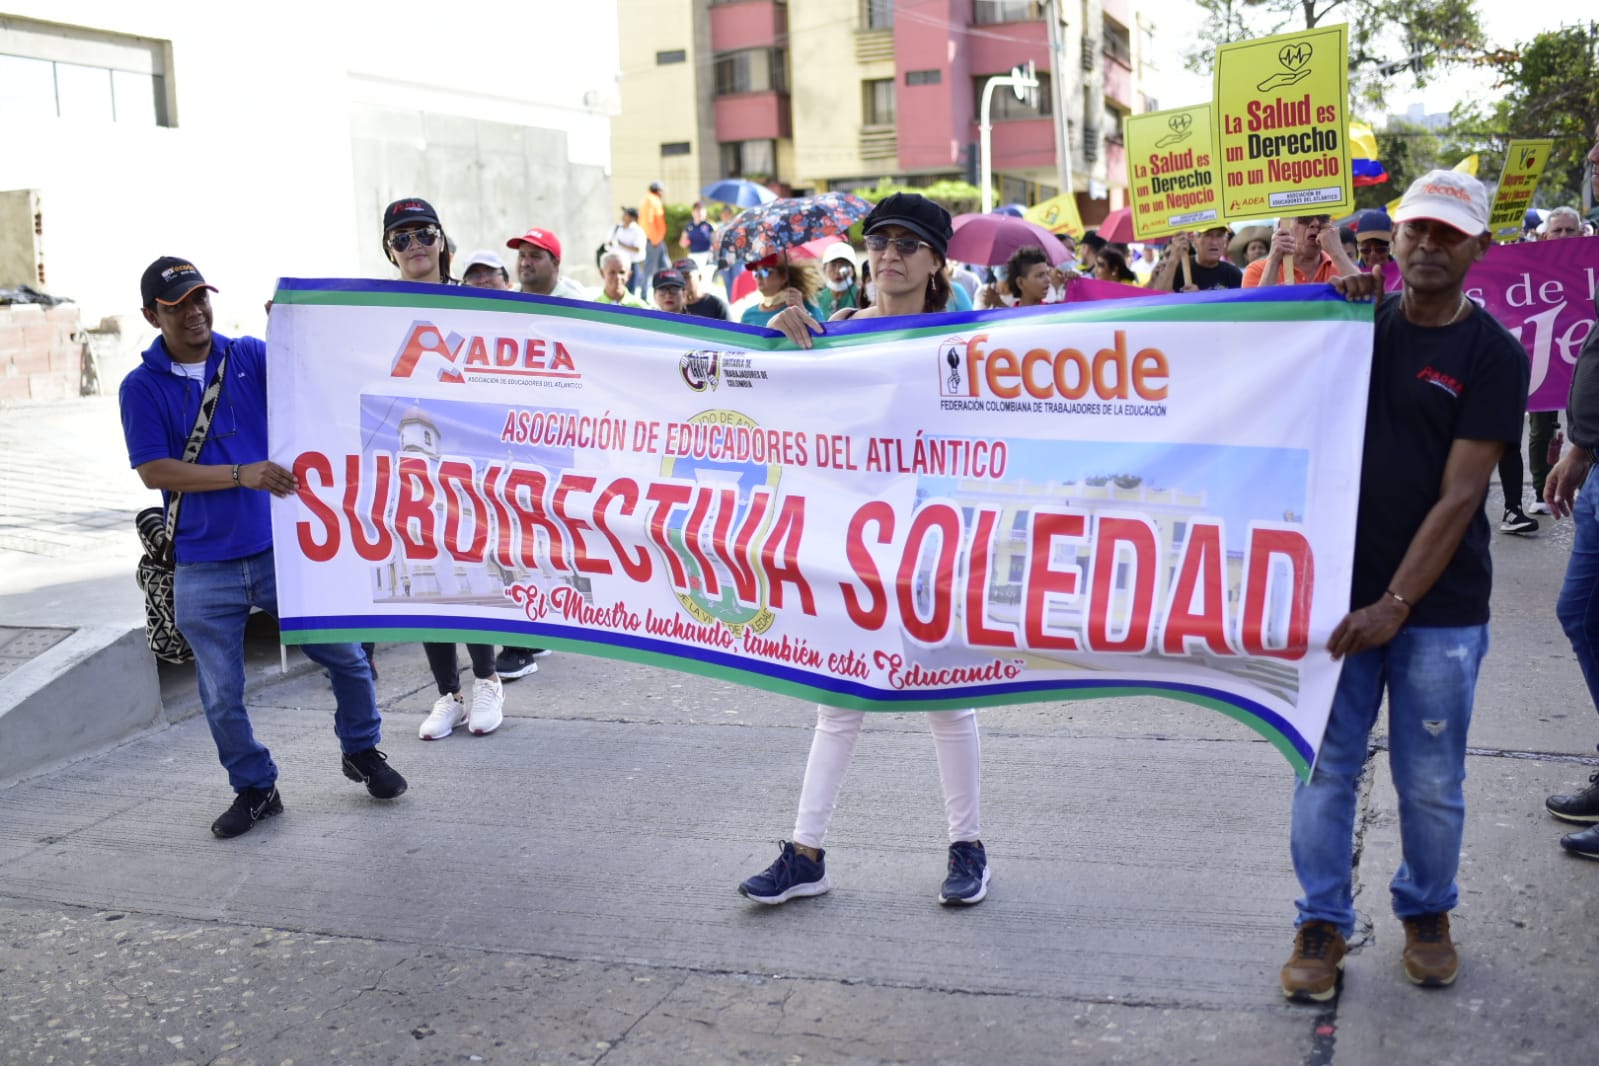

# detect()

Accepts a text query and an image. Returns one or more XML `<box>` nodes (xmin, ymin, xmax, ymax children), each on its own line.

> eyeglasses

<box><xmin>1292</xmin><ymin>215</ymin><xmax>1332</xmax><ymax>226</ymax></box>
<box><xmin>386</xmin><ymin>225</ymin><xmax>440</xmax><ymax>252</ymax></box>
<box><xmin>865</xmin><ymin>234</ymin><xmax>932</xmax><ymax>256</ymax></box>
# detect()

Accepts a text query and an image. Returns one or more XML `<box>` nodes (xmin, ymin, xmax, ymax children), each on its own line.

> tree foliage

<box><xmin>1471</xmin><ymin>22</ymin><xmax>1599</xmax><ymax>206</ymax></box>
<box><xmin>1184</xmin><ymin>0</ymin><xmax>1485</xmax><ymax>110</ymax></box>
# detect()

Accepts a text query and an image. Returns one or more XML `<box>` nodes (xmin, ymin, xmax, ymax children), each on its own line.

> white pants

<box><xmin>791</xmin><ymin>704</ymin><xmax>981</xmax><ymax>849</ymax></box>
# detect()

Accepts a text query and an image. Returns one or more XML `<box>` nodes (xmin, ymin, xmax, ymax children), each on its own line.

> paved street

<box><xmin>2</xmin><ymin>398</ymin><xmax>1597</xmax><ymax>1065</ymax></box>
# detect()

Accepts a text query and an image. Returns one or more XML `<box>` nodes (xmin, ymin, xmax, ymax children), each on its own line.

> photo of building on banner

<box><xmin>1487</xmin><ymin>139</ymin><xmax>1555</xmax><ymax>241</ymax></box>
<box><xmin>1213</xmin><ymin>23</ymin><xmax>1353</xmax><ymax>221</ymax></box>
<box><xmin>265</xmin><ymin>282</ymin><xmax>1375</xmax><ymax>777</ymax></box>
<box><xmin>1124</xmin><ymin>103</ymin><xmax>1222</xmax><ymax>240</ymax></box>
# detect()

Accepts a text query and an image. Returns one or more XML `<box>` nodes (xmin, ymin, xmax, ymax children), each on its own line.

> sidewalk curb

<box><xmin>0</xmin><ymin>623</ymin><xmax>323</xmax><ymax>789</ymax></box>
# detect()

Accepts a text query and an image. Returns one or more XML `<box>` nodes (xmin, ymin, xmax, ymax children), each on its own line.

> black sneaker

<box><xmin>1500</xmin><ymin>507</ymin><xmax>1539</xmax><ymax>534</ymax></box>
<box><xmin>340</xmin><ymin>748</ymin><xmax>408</xmax><ymax>799</ymax></box>
<box><xmin>1560</xmin><ymin>824</ymin><xmax>1599</xmax><ymax>859</ymax></box>
<box><xmin>939</xmin><ymin>840</ymin><xmax>991</xmax><ymax>905</ymax></box>
<box><xmin>211</xmin><ymin>785</ymin><xmax>283</xmax><ymax>838</ymax></box>
<box><xmin>738</xmin><ymin>841</ymin><xmax>830</xmax><ymax>904</ymax></box>
<box><xmin>1546</xmin><ymin>771</ymin><xmax>1599</xmax><ymax>824</ymax></box>
<box><xmin>494</xmin><ymin>646</ymin><xmax>540</xmax><ymax>680</ymax></box>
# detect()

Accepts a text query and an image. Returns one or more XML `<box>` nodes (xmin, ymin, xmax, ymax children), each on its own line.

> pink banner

<box><xmin>1063</xmin><ymin>239</ymin><xmax>1599</xmax><ymax>411</ymax></box>
<box><xmin>1063</xmin><ymin>277</ymin><xmax>1159</xmax><ymax>302</ymax></box>
<box><xmin>1465</xmin><ymin>236</ymin><xmax>1598</xmax><ymax>412</ymax></box>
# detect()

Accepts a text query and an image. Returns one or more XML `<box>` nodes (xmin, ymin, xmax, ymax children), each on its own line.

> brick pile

<box><xmin>0</xmin><ymin>303</ymin><xmax>83</xmax><ymax>405</ymax></box>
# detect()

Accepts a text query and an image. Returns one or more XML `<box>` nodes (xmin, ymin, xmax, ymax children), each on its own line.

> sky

<box><xmin>1138</xmin><ymin>0</ymin><xmax>1594</xmax><ymax>122</ymax></box>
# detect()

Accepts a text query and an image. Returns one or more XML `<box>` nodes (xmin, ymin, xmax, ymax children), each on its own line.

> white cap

<box><xmin>1393</xmin><ymin>170</ymin><xmax>1490</xmax><ymax>236</ymax></box>
<box><xmin>821</xmin><ymin>242</ymin><xmax>857</xmax><ymax>267</ymax></box>
<box><xmin>462</xmin><ymin>249</ymin><xmax>508</xmax><ymax>274</ymax></box>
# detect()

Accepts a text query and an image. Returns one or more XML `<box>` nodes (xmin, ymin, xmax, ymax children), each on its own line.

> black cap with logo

<box><xmin>140</xmin><ymin>257</ymin><xmax>218</xmax><ymax>309</ymax></box>
<box><xmin>383</xmin><ymin>197</ymin><xmax>441</xmax><ymax>233</ymax></box>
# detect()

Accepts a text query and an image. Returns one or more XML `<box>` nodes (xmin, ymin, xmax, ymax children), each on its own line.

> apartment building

<box><xmin>612</xmin><ymin>0</ymin><xmax>1158</xmax><ymax>219</ymax></box>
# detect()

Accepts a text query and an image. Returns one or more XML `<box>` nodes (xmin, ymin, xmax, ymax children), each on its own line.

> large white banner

<box><xmin>267</xmin><ymin>280</ymin><xmax>1372</xmax><ymax>778</ymax></box>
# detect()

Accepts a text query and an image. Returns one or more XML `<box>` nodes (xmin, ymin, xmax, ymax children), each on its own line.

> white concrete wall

<box><xmin>0</xmin><ymin>1</ymin><xmax>620</xmax><ymax>337</ymax></box>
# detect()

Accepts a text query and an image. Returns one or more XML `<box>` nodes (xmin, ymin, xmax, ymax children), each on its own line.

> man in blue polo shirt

<box><xmin>119</xmin><ymin>257</ymin><xmax>408</xmax><ymax>838</ymax></box>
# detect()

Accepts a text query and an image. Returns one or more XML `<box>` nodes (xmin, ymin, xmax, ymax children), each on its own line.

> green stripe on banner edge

<box><xmin>285</xmin><ymin>626</ymin><xmax>1312</xmax><ymax>777</ymax></box>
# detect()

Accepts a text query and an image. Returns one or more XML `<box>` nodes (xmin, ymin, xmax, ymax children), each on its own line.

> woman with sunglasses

<box><xmin>380</xmin><ymin>198</ymin><xmax>507</xmax><ymax>741</ymax></box>
<box><xmin>739</xmin><ymin>253</ymin><xmax>823</xmax><ymax>328</ymax></box>
<box><xmin>1093</xmin><ymin>246</ymin><xmax>1139</xmax><ymax>285</ymax></box>
<box><xmin>741</xmin><ymin>193</ymin><xmax>990</xmax><ymax>909</ymax></box>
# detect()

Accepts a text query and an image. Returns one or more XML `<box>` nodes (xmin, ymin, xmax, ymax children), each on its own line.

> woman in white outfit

<box><xmin>737</xmin><ymin>193</ymin><xmax>989</xmax><ymax>907</ymax></box>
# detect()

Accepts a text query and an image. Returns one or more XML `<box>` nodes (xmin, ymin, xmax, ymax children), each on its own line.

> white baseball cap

<box><xmin>821</xmin><ymin>242</ymin><xmax>857</xmax><ymax>267</ymax></box>
<box><xmin>462</xmin><ymin>250</ymin><xmax>508</xmax><ymax>274</ymax></box>
<box><xmin>1393</xmin><ymin>170</ymin><xmax>1490</xmax><ymax>237</ymax></box>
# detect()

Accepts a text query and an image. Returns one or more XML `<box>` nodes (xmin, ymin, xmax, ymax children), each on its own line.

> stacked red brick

<box><xmin>0</xmin><ymin>303</ymin><xmax>82</xmax><ymax>404</ymax></box>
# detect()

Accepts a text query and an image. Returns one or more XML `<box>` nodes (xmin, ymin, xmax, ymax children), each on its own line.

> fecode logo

<box><xmin>390</xmin><ymin>321</ymin><xmax>580</xmax><ymax>384</ymax></box>
<box><xmin>939</xmin><ymin>331</ymin><xmax>1169</xmax><ymax>402</ymax></box>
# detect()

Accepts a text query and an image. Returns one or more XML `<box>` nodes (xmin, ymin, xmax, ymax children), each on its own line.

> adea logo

<box><xmin>390</xmin><ymin>321</ymin><xmax>580</xmax><ymax>384</ymax></box>
<box><xmin>391</xmin><ymin>323</ymin><xmax>466</xmax><ymax>382</ymax></box>
<box><xmin>942</xmin><ymin>331</ymin><xmax>1169</xmax><ymax>402</ymax></box>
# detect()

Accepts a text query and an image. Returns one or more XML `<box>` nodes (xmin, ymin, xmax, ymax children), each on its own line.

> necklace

<box><xmin>1402</xmin><ymin>292</ymin><xmax>1471</xmax><ymax>326</ymax></box>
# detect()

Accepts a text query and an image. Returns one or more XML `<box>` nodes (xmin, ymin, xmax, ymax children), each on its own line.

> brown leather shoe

<box><xmin>1401</xmin><ymin>912</ymin><xmax>1459</xmax><ymax>987</ymax></box>
<box><xmin>1281</xmin><ymin>920</ymin><xmax>1347</xmax><ymax>1002</ymax></box>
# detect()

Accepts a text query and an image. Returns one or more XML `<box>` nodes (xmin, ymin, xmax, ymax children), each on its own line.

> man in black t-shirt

<box><xmin>1146</xmin><ymin>226</ymin><xmax>1243</xmax><ymax>292</ymax></box>
<box><xmin>673</xmin><ymin>258</ymin><xmax>730</xmax><ymax>320</ymax></box>
<box><xmin>1280</xmin><ymin>171</ymin><xmax>1529</xmax><ymax>1004</ymax></box>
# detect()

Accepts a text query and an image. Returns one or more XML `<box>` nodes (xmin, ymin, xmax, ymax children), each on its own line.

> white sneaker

<box><xmin>1528</xmin><ymin>500</ymin><xmax>1551</xmax><ymax>515</ymax></box>
<box><xmin>469</xmin><ymin>676</ymin><xmax>504</xmax><ymax>736</ymax></box>
<box><xmin>419</xmin><ymin>693</ymin><xmax>467</xmax><ymax>740</ymax></box>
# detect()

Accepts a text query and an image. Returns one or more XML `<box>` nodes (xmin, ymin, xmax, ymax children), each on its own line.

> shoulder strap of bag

<box><xmin>161</xmin><ymin>341</ymin><xmax>236</xmax><ymax>564</ymax></box>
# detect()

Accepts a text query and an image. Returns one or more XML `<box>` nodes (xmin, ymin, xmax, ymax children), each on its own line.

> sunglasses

<box><xmin>387</xmin><ymin>225</ymin><xmax>441</xmax><ymax>252</ymax></box>
<box><xmin>1292</xmin><ymin>215</ymin><xmax>1332</xmax><ymax>226</ymax></box>
<box><xmin>865</xmin><ymin>234</ymin><xmax>932</xmax><ymax>255</ymax></box>
<box><xmin>752</xmin><ymin>266</ymin><xmax>783</xmax><ymax>278</ymax></box>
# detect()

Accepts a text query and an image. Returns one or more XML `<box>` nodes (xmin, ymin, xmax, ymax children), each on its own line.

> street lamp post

<box><xmin>979</xmin><ymin>61</ymin><xmax>1040</xmax><ymax>214</ymax></box>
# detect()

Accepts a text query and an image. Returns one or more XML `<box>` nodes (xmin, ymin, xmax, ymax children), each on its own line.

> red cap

<box><xmin>507</xmin><ymin>228</ymin><xmax>562</xmax><ymax>261</ymax></box>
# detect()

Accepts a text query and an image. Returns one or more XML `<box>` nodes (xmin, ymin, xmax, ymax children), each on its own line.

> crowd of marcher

<box><xmin>120</xmin><ymin>119</ymin><xmax>1599</xmax><ymax>1007</ymax></box>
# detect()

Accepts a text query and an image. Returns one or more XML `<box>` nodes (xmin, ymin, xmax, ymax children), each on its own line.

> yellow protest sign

<box><xmin>1024</xmin><ymin>194</ymin><xmax>1085</xmax><ymax>239</ymax></box>
<box><xmin>1487</xmin><ymin>139</ymin><xmax>1554</xmax><ymax>241</ymax></box>
<box><xmin>1213</xmin><ymin>23</ymin><xmax>1352</xmax><ymax>221</ymax></box>
<box><xmin>1124</xmin><ymin>104</ymin><xmax>1221</xmax><ymax>239</ymax></box>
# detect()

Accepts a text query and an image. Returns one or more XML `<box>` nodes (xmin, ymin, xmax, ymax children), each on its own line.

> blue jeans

<box><xmin>174</xmin><ymin>548</ymin><xmax>382</xmax><ymax>792</ymax></box>
<box><xmin>642</xmin><ymin>240</ymin><xmax>669</xmax><ymax>292</ymax></box>
<box><xmin>1557</xmin><ymin>466</ymin><xmax>1599</xmax><ymax>753</ymax></box>
<box><xmin>1291</xmin><ymin>624</ymin><xmax>1488</xmax><ymax>936</ymax></box>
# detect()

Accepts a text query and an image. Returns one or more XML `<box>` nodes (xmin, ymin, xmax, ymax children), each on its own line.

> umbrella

<box><xmin>787</xmin><ymin>236</ymin><xmax>846</xmax><ymax>261</ymax></box>
<box><xmin>994</xmin><ymin>203</ymin><xmax>1027</xmax><ymax>217</ymax></box>
<box><xmin>1095</xmin><ymin>207</ymin><xmax>1135</xmax><ymax>244</ymax></box>
<box><xmin>948</xmin><ymin>213</ymin><xmax>1071</xmax><ymax>267</ymax></box>
<box><xmin>701</xmin><ymin>179</ymin><xmax>778</xmax><ymax>208</ymax></box>
<box><xmin>712</xmin><ymin>192</ymin><xmax>874</xmax><ymax>267</ymax></box>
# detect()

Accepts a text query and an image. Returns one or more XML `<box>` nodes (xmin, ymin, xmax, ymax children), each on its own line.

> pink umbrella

<box><xmin>787</xmin><ymin>237</ymin><xmax>843</xmax><ymax>261</ymax></box>
<box><xmin>948</xmin><ymin>214</ymin><xmax>1072</xmax><ymax>266</ymax></box>
<box><xmin>1095</xmin><ymin>207</ymin><xmax>1136</xmax><ymax>244</ymax></box>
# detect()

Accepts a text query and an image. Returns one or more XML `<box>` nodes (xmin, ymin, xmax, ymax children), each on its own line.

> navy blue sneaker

<box><xmin>1560</xmin><ymin>824</ymin><xmax>1599</xmax><ymax>860</ymax></box>
<box><xmin>939</xmin><ymin>840</ymin><xmax>990</xmax><ymax>905</ymax></box>
<box><xmin>739</xmin><ymin>841</ymin><xmax>830</xmax><ymax>904</ymax></box>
